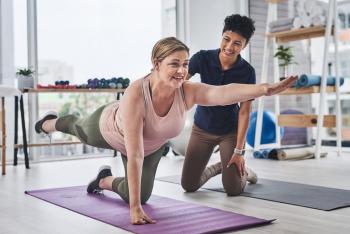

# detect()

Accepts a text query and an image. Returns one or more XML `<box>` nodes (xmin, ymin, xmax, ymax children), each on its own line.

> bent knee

<box><xmin>224</xmin><ymin>184</ymin><xmax>244</xmax><ymax>196</ymax></box>
<box><xmin>140</xmin><ymin>196</ymin><xmax>151</xmax><ymax>205</ymax></box>
<box><xmin>140</xmin><ymin>191</ymin><xmax>152</xmax><ymax>204</ymax></box>
<box><xmin>181</xmin><ymin>180</ymin><xmax>200</xmax><ymax>193</ymax></box>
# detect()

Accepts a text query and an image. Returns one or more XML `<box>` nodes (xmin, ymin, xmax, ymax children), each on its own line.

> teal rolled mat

<box><xmin>253</xmin><ymin>150</ymin><xmax>263</xmax><ymax>158</ymax></box>
<box><xmin>297</xmin><ymin>74</ymin><xmax>344</xmax><ymax>87</ymax></box>
<box><xmin>253</xmin><ymin>149</ymin><xmax>271</xmax><ymax>159</ymax></box>
<box><xmin>262</xmin><ymin>149</ymin><xmax>272</xmax><ymax>158</ymax></box>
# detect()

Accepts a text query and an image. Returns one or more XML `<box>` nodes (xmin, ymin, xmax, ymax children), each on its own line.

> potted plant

<box><xmin>16</xmin><ymin>68</ymin><xmax>35</xmax><ymax>89</ymax></box>
<box><xmin>274</xmin><ymin>45</ymin><xmax>297</xmax><ymax>80</ymax></box>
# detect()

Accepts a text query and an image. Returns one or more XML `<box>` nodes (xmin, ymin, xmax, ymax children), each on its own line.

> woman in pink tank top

<box><xmin>35</xmin><ymin>37</ymin><xmax>297</xmax><ymax>225</ymax></box>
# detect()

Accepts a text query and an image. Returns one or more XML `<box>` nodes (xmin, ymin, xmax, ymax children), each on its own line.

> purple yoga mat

<box><xmin>25</xmin><ymin>186</ymin><xmax>273</xmax><ymax>234</ymax></box>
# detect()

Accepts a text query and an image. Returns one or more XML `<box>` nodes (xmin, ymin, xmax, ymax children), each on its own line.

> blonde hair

<box><xmin>151</xmin><ymin>37</ymin><xmax>189</xmax><ymax>66</ymax></box>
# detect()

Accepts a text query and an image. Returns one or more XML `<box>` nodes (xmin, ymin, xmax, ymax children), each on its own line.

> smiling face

<box><xmin>220</xmin><ymin>31</ymin><xmax>247</xmax><ymax>60</ymax></box>
<box><xmin>154</xmin><ymin>50</ymin><xmax>189</xmax><ymax>88</ymax></box>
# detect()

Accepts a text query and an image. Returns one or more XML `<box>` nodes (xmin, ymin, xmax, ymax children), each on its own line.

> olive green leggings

<box><xmin>55</xmin><ymin>105</ymin><xmax>164</xmax><ymax>204</ymax></box>
<box><xmin>112</xmin><ymin>146</ymin><xmax>164</xmax><ymax>204</ymax></box>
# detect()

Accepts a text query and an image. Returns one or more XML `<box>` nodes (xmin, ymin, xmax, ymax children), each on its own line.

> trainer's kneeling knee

<box><xmin>224</xmin><ymin>185</ymin><xmax>244</xmax><ymax>196</ymax></box>
<box><xmin>181</xmin><ymin>181</ymin><xmax>200</xmax><ymax>193</ymax></box>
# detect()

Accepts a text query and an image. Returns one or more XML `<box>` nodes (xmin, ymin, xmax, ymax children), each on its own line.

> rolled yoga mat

<box><xmin>156</xmin><ymin>176</ymin><xmax>350</xmax><ymax>211</ymax></box>
<box><xmin>25</xmin><ymin>186</ymin><xmax>273</xmax><ymax>234</ymax></box>
<box><xmin>253</xmin><ymin>149</ymin><xmax>271</xmax><ymax>159</ymax></box>
<box><xmin>268</xmin><ymin>147</ymin><xmax>327</xmax><ymax>160</ymax></box>
<box><xmin>253</xmin><ymin>150</ymin><xmax>264</xmax><ymax>159</ymax></box>
<box><xmin>296</xmin><ymin>74</ymin><xmax>344</xmax><ymax>87</ymax></box>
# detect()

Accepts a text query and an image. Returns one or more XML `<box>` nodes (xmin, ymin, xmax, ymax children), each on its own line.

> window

<box><xmin>37</xmin><ymin>0</ymin><xmax>164</xmax><ymax>85</ymax></box>
<box><xmin>14</xmin><ymin>0</ymin><xmax>176</xmax><ymax>161</ymax></box>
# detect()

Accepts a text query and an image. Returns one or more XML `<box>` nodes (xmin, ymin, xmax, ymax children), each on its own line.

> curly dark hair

<box><xmin>223</xmin><ymin>14</ymin><xmax>255</xmax><ymax>43</ymax></box>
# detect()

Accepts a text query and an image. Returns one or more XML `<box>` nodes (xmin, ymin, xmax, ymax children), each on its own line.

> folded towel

<box><xmin>269</xmin><ymin>23</ymin><xmax>294</xmax><ymax>33</ymax></box>
<box><xmin>311</xmin><ymin>15</ymin><xmax>326</xmax><ymax>26</ymax></box>
<box><xmin>293</xmin><ymin>17</ymin><xmax>302</xmax><ymax>29</ymax></box>
<box><xmin>269</xmin><ymin>18</ymin><xmax>295</xmax><ymax>28</ymax></box>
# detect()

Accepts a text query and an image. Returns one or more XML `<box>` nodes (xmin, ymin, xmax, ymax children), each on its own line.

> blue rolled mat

<box><xmin>253</xmin><ymin>149</ymin><xmax>272</xmax><ymax>159</ymax></box>
<box><xmin>262</xmin><ymin>149</ymin><xmax>272</xmax><ymax>159</ymax></box>
<box><xmin>297</xmin><ymin>74</ymin><xmax>344</xmax><ymax>88</ymax></box>
<box><xmin>253</xmin><ymin>150</ymin><xmax>263</xmax><ymax>158</ymax></box>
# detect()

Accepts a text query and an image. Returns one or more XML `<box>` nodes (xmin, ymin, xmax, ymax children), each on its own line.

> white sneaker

<box><xmin>246</xmin><ymin>167</ymin><xmax>258</xmax><ymax>184</ymax></box>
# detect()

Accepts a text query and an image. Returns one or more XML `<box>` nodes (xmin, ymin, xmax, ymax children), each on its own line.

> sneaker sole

<box><xmin>87</xmin><ymin>165</ymin><xmax>112</xmax><ymax>193</ymax></box>
<box><xmin>35</xmin><ymin>111</ymin><xmax>58</xmax><ymax>134</ymax></box>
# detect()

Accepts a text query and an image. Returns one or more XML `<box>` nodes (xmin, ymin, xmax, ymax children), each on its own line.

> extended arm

<box><xmin>183</xmin><ymin>76</ymin><xmax>297</xmax><ymax>109</ymax></box>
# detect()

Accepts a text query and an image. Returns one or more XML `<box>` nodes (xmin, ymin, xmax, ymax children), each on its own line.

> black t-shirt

<box><xmin>189</xmin><ymin>49</ymin><xmax>256</xmax><ymax>135</ymax></box>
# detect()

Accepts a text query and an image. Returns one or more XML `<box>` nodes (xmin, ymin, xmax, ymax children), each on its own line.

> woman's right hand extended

<box><xmin>264</xmin><ymin>75</ymin><xmax>298</xmax><ymax>96</ymax></box>
<box><xmin>130</xmin><ymin>206</ymin><xmax>156</xmax><ymax>225</ymax></box>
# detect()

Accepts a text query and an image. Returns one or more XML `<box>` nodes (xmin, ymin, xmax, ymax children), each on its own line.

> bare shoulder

<box><xmin>122</xmin><ymin>79</ymin><xmax>144</xmax><ymax>102</ymax></box>
<box><xmin>119</xmin><ymin>78</ymin><xmax>145</xmax><ymax>115</ymax></box>
<box><xmin>124</xmin><ymin>78</ymin><xmax>142</xmax><ymax>95</ymax></box>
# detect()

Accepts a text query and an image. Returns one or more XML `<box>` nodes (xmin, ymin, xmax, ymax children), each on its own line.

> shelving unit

<box><xmin>280</xmin><ymin>86</ymin><xmax>336</xmax><ymax>95</ymax></box>
<box><xmin>254</xmin><ymin>0</ymin><xmax>342</xmax><ymax>158</ymax></box>
<box><xmin>267</xmin><ymin>26</ymin><xmax>332</xmax><ymax>43</ymax></box>
<box><xmin>28</xmin><ymin>88</ymin><xmax>125</xmax><ymax>93</ymax></box>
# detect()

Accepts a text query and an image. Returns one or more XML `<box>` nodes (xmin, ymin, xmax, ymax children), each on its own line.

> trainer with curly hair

<box><xmin>181</xmin><ymin>14</ymin><xmax>259</xmax><ymax>196</ymax></box>
<box><xmin>35</xmin><ymin>36</ymin><xmax>296</xmax><ymax>225</ymax></box>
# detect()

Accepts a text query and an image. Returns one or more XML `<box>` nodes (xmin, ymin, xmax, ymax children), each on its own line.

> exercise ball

<box><xmin>246</xmin><ymin>111</ymin><xmax>284</xmax><ymax>148</ymax></box>
<box><xmin>168</xmin><ymin>107</ymin><xmax>195</xmax><ymax>156</ymax></box>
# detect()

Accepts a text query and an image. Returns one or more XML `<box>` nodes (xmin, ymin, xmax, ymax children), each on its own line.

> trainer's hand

<box><xmin>227</xmin><ymin>154</ymin><xmax>245</xmax><ymax>178</ymax></box>
<box><xmin>130</xmin><ymin>206</ymin><xmax>156</xmax><ymax>225</ymax></box>
<box><xmin>264</xmin><ymin>75</ymin><xmax>298</xmax><ymax>96</ymax></box>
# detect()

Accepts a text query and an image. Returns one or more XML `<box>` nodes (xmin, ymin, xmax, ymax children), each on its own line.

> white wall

<box><xmin>1</xmin><ymin>0</ymin><xmax>16</xmax><ymax>85</ymax></box>
<box><xmin>176</xmin><ymin>0</ymin><xmax>249</xmax><ymax>83</ymax></box>
<box><xmin>0</xmin><ymin>0</ymin><xmax>16</xmax><ymax>161</ymax></box>
<box><xmin>188</xmin><ymin>0</ymin><xmax>237</xmax><ymax>54</ymax></box>
<box><xmin>182</xmin><ymin>0</ymin><xmax>247</xmax><ymax>54</ymax></box>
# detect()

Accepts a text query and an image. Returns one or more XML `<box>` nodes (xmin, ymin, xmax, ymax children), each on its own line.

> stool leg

<box><xmin>14</xmin><ymin>96</ymin><xmax>19</xmax><ymax>166</ymax></box>
<box><xmin>20</xmin><ymin>96</ymin><xmax>30</xmax><ymax>169</ymax></box>
<box><xmin>2</xmin><ymin>97</ymin><xmax>6</xmax><ymax>175</ymax></box>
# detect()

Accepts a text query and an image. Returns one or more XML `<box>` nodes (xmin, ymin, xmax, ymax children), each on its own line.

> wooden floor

<box><xmin>1</xmin><ymin>150</ymin><xmax>350</xmax><ymax>234</ymax></box>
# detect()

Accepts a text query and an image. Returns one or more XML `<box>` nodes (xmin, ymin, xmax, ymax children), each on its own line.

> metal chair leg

<box><xmin>1</xmin><ymin>97</ymin><xmax>6</xmax><ymax>175</ymax></box>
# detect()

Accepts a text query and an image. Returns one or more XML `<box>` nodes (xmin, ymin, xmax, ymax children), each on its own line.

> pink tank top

<box><xmin>99</xmin><ymin>75</ymin><xmax>187</xmax><ymax>156</ymax></box>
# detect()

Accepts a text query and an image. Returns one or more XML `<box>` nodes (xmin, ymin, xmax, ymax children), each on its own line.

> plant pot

<box><xmin>17</xmin><ymin>75</ymin><xmax>34</xmax><ymax>89</ymax></box>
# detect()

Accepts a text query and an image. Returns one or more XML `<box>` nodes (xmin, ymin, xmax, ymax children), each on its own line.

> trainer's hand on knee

<box><xmin>227</xmin><ymin>154</ymin><xmax>245</xmax><ymax>178</ymax></box>
<box><xmin>131</xmin><ymin>206</ymin><xmax>156</xmax><ymax>225</ymax></box>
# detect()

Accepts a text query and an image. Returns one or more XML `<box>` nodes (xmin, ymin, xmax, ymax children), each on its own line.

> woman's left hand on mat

<box><xmin>131</xmin><ymin>206</ymin><xmax>156</xmax><ymax>225</ymax></box>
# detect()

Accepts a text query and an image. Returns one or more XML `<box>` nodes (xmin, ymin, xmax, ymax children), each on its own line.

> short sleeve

<box><xmin>249</xmin><ymin>67</ymin><xmax>256</xmax><ymax>85</ymax></box>
<box><xmin>246</xmin><ymin>67</ymin><xmax>256</xmax><ymax>102</ymax></box>
<box><xmin>188</xmin><ymin>51</ymin><xmax>202</xmax><ymax>76</ymax></box>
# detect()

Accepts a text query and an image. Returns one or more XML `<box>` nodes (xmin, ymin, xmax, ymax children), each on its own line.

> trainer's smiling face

<box><xmin>220</xmin><ymin>31</ymin><xmax>247</xmax><ymax>60</ymax></box>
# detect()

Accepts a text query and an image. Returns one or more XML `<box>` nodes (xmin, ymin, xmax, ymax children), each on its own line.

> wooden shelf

<box><xmin>266</xmin><ymin>0</ymin><xmax>287</xmax><ymax>3</ymax></box>
<box><xmin>15</xmin><ymin>141</ymin><xmax>82</xmax><ymax>148</ymax></box>
<box><xmin>280</xmin><ymin>86</ymin><xmax>336</xmax><ymax>95</ymax></box>
<box><xmin>25</xmin><ymin>88</ymin><xmax>125</xmax><ymax>93</ymax></box>
<box><xmin>267</xmin><ymin>26</ymin><xmax>329</xmax><ymax>43</ymax></box>
<box><xmin>278</xmin><ymin>114</ymin><xmax>336</xmax><ymax>128</ymax></box>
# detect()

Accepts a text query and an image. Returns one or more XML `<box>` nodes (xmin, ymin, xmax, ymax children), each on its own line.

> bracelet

<box><xmin>234</xmin><ymin>148</ymin><xmax>245</xmax><ymax>156</ymax></box>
